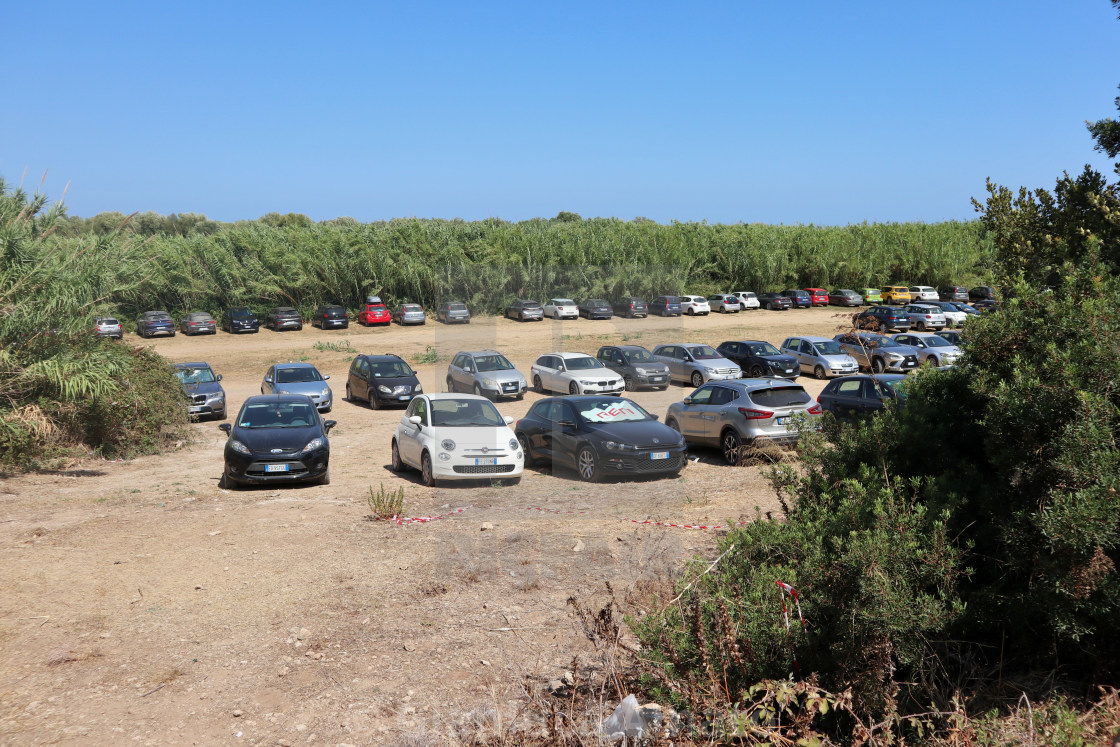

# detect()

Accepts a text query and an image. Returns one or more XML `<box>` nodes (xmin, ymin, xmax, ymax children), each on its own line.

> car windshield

<box><xmin>812</xmin><ymin>341</ymin><xmax>844</xmax><ymax>355</ymax></box>
<box><xmin>370</xmin><ymin>360</ymin><xmax>414</xmax><ymax>377</ymax></box>
<box><xmin>747</xmin><ymin>342</ymin><xmax>781</xmax><ymax>356</ymax></box>
<box><xmin>175</xmin><ymin>367</ymin><xmax>215</xmax><ymax>384</ymax></box>
<box><xmin>239</xmin><ymin>402</ymin><xmax>318</xmax><ymax>429</ymax></box>
<box><xmin>566</xmin><ymin>357</ymin><xmax>604</xmax><ymax>370</ymax></box>
<box><xmin>686</xmin><ymin>345</ymin><xmax>721</xmax><ymax>360</ymax></box>
<box><xmin>275</xmin><ymin>367</ymin><xmax>323</xmax><ymax>383</ymax></box>
<box><xmin>875</xmin><ymin>337</ymin><xmax>906</xmax><ymax>349</ymax></box>
<box><xmin>576</xmin><ymin>398</ymin><xmax>651</xmax><ymax>424</ymax></box>
<box><xmin>622</xmin><ymin>349</ymin><xmax>656</xmax><ymax>363</ymax></box>
<box><xmin>474</xmin><ymin>354</ymin><xmax>514</xmax><ymax>372</ymax></box>
<box><xmin>954</xmin><ymin>303</ymin><xmax>978</xmax><ymax>312</ymax></box>
<box><xmin>430</xmin><ymin>398</ymin><xmax>506</xmax><ymax>427</ymax></box>
<box><xmin>750</xmin><ymin>386</ymin><xmax>812</xmax><ymax>407</ymax></box>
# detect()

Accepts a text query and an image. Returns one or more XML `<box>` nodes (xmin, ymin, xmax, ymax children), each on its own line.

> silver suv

<box><xmin>833</xmin><ymin>332</ymin><xmax>921</xmax><ymax>373</ymax></box>
<box><xmin>779</xmin><ymin>335</ymin><xmax>859</xmax><ymax>379</ymax></box>
<box><xmin>652</xmin><ymin>343</ymin><xmax>742</xmax><ymax>388</ymax></box>
<box><xmin>665</xmin><ymin>379</ymin><xmax>821</xmax><ymax>464</ymax></box>
<box><xmin>891</xmin><ymin>333</ymin><xmax>962</xmax><ymax>366</ymax></box>
<box><xmin>902</xmin><ymin>303</ymin><xmax>947</xmax><ymax>331</ymax></box>
<box><xmin>446</xmin><ymin>350</ymin><xmax>527</xmax><ymax>400</ymax></box>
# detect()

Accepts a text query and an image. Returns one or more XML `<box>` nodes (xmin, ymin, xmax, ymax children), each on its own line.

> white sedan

<box><xmin>543</xmin><ymin>298</ymin><xmax>579</xmax><ymax>319</ymax></box>
<box><xmin>531</xmin><ymin>353</ymin><xmax>624</xmax><ymax>395</ymax></box>
<box><xmin>391</xmin><ymin>394</ymin><xmax>524</xmax><ymax>486</ymax></box>
<box><xmin>680</xmin><ymin>295</ymin><xmax>711</xmax><ymax>315</ymax></box>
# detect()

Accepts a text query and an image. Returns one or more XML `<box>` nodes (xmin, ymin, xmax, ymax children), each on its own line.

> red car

<box><xmin>357</xmin><ymin>302</ymin><xmax>391</xmax><ymax>326</ymax></box>
<box><xmin>804</xmin><ymin>288</ymin><xmax>829</xmax><ymax>306</ymax></box>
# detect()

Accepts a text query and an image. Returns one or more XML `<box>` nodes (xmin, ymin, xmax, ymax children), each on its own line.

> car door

<box><xmin>655</xmin><ymin>346</ymin><xmax>678</xmax><ymax>380</ymax></box>
<box><xmin>551</xmin><ymin>401</ymin><xmax>583</xmax><ymax>469</ymax></box>
<box><xmin>447</xmin><ymin>354</ymin><xmax>466</xmax><ymax>392</ymax></box>
<box><xmin>798</xmin><ymin>340</ymin><xmax>818</xmax><ymax>372</ymax></box>
<box><xmin>597</xmin><ymin>347</ymin><xmax>621</xmax><ymax>377</ymax></box>
<box><xmin>781</xmin><ymin>339</ymin><xmax>802</xmax><ymax>372</ymax></box>
<box><xmin>399</xmin><ymin>397</ymin><xmax>428</xmax><ymax>465</ymax></box>
<box><xmin>829</xmin><ymin>379</ymin><xmax>864</xmax><ymax>420</ymax></box>
<box><xmin>706</xmin><ymin>386</ymin><xmax>739</xmax><ymax>440</ymax></box>
<box><xmin>676</xmin><ymin>385</ymin><xmax>716</xmax><ymax>442</ymax></box>
<box><xmin>262</xmin><ymin>366</ymin><xmax>276</xmax><ymax>394</ymax></box>
<box><xmin>859</xmin><ymin>379</ymin><xmax>891</xmax><ymax>415</ymax></box>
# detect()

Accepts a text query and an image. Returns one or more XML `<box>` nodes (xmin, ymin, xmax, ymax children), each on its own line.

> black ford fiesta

<box><xmin>515</xmin><ymin>395</ymin><xmax>687</xmax><ymax>482</ymax></box>
<box><xmin>219</xmin><ymin>394</ymin><xmax>336</xmax><ymax>488</ymax></box>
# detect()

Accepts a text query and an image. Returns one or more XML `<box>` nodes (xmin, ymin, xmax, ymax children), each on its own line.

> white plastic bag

<box><xmin>601</xmin><ymin>694</ymin><xmax>648</xmax><ymax>741</ymax></box>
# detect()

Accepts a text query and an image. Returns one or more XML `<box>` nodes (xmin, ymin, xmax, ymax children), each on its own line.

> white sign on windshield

<box><xmin>580</xmin><ymin>403</ymin><xmax>645</xmax><ymax>422</ymax></box>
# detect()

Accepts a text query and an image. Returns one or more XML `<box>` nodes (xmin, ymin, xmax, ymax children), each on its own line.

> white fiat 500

<box><xmin>391</xmin><ymin>394</ymin><xmax>524</xmax><ymax>487</ymax></box>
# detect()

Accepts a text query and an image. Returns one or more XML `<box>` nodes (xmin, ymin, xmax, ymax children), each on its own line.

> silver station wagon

<box><xmin>652</xmin><ymin>343</ymin><xmax>742</xmax><ymax>388</ymax></box>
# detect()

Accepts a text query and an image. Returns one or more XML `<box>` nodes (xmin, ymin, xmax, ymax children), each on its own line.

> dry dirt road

<box><xmin>0</xmin><ymin>306</ymin><xmax>858</xmax><ymax>746</ymax></box>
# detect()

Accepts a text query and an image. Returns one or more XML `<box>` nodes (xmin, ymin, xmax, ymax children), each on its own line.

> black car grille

<box><xmin>903</xmin><ymin>356</ymin><xmax>918</xmax><ymax>367</ymax></box>
<box><xmin>452</xmin><ymin>464</ymin><xmax>516</xmax><ymax>474</ymax></box>
<box><xmin>501</xmin><ymin>382</ymin><xmax>519</xmax><ymax>392</ymax></box>
<box><xmin>631</xmin><ymin>453</ymin><xmax>687</xmax><ymax>473</ymax></box>
<box><xmin>191</xmin><ymin>394</ymin><xmax>207</xmax><ymax>404</ymax></box>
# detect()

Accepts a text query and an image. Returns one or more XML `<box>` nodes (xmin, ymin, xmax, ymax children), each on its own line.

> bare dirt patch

<box><xmin>0</xmin><ymin>307</ymin><xmax>855</xmax><ymax>745</ymax></box>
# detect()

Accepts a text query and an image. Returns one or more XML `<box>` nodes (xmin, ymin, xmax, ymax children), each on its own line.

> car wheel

<box><xmin>691</xmin><ymin>371</ymin><xmax>704</xmax><ymax>388</ymax></box>
<box><xmin>517</xmin><ymin>433</ymin><xmax>536</xmax><ymax>467</ymax></box>
<box><xmin>721</xmin><ymin>429</ymin><xmax>742</xmax><ymax>466</ymax></box>
<box><xmin>666</xmin><ymin>418</ymin><xmax>681</xmax><ymax>434</ymax></box>
<box><xmin>219</xmin><ymin>472</ymin><xmax>238</xmax><ymax>490</ymax></box>
<box><xmin>533</xmin><ymin>375</ymin><xmax>544</xmax><ymax>393</ymax></box>
<box><xmin>421</xmin><ymin>452</ymin><xmax>436</xmax><ymax>487</ymax></box>
<box><xmin>872</xmin><ymin>357</ymin><xmax>886</xmax><ymax>373</ymax></box>
<box><xmin>624</xmin><ymin>376</ymin><xmax>635</xmax><ymax>392</ymax></box>
<box><xmin>569</xmin><ymin>381</ymin><xmax>580</xmax><ymax>395</ymax></box>
<box><xmin>576</xmin><ymin>446</ymin><xmax>601</xmax><ymax>482</ymax></box>
<box><xmin>474</xmin><ymin>383</ymin><xmax>490</xmax><ymax>400</ymax></box>
<box><xmin>750</xmin><ymin>365</ymin><xmax>764</xmax><ymax>378</ymax></box>
<box><xmin>346</xmin><ymin>383</ymin><xmax>353</xmax><ymax>402</ymax></box>
<box><xmin>814</xmin><ymin>365</ymin><xmax>827</xmax><ymax>380</ymax></box>
<box><xmin>317</xmin><ymin>468</ymin><xmax>331</xmax><ymax>486</ymax></box>
<box><xmin>917</xmin><ymin>321</ymin><xmax>926</xmax><ymax>331</ymax></box>
<box><xmin>687</xmin><ymin>307</ymin><xmax>694</xmax><ymax>315</ymax></box>
<box><xmin>446</xmin><ymin>376</ymin><xmax>455</xmax><ymax>393</ymax></box>
<box><xmin>391</xmin><ymin>440</ymin><xmax>405</xmax><ymax>472</ymax></box>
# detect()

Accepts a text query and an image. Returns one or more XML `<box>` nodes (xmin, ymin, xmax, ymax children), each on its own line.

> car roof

<box><xmin>804</xmin><ymin>287</ymin><xmax>825</xmax><ymax>291</ymax></box>
<box><xmin>422</xmin><ymin>393</ymin><xmax>492</xmax><ymax>402</ymax></box>
<box><xmin>459</xmin><ymin>349</ymin><xmax>503</xmax><ymax>356</ymax></box>
<box><xmin>273</xmin><ymin>362</ymin><xmax>318</xmax><ymax>369</ymax></box>
<box><xmin>896</xmin><ymin>331</ymin><xmax>948</xmax><ymax>339</ymax></box>
<box><xmin>361</xmin><ymin>353</ymin><xmax>407</xmax><ymax>362</ymax></box>
<box><xmin>827</xmin><ymin>374</ymin><xmax>906</xmax><ymax>384</ymax></box>
<box><xmin>272</xmin><ymin>306</ymin><xmax>297</xmax><ymax>311</ymax></box>
<box><xmin>612</xmin><ymin>344</ymin><xmax>652</xmax><ymax>352</ymax></box>
<box><xmin>724</xmin><ymin>339</ymin><xmax>772</xmax><ymax>345</ymax></box>
<box><xmin>174</xmin><ymin>361</ymin><xmax>212</xmax><ymax>369</ymax></box>
<box><xmin>552</xmin><ymin>352</ymin><xmax>596</xmax><ymax>360</ymax></box>
<box><xmin>790</xmin><ymin>335</ymin><xmax>836</xmax><ymax>343</ymax></box>
<box><xmin>716</xmin><ymin>379</ymin><xmax>806</xmax><ymax>392</ymax></box>
<box><xmin>243</xmin><ymin>393</ymin><xmax>318</xmax><ymax>406</ymax></box>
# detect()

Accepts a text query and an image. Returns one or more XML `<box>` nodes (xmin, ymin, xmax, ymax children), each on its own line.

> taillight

<box><xmin>738</xmin><ymin>407</ymin><xmax>774</xmax><ymax>420</ymax></box>
<box><xmin>808</xmin><ymin>404</ymin><xmax>823</xmax><ymax>415</ymax></box>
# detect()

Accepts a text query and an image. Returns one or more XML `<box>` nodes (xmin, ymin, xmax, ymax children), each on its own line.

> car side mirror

<box><xmin>503</xmin><ymin>416</ymin><xmax>514</xmax><ymax>425</ymax></box>
<box><xmin>650</xmin><ymin>413</ymin><xmax>660</xmax><ymax>421</ymax></box>
<box><xmin>219</xmin><ymin>423</ymin><xmax>232</xmax><ymax>434</ymax></box>
<box><xmin>683</xmin><ymin>396</ymin><xmax>693</xmax><ymax>405</ymax></box>
<box><xmin>216</xmin><ymin>374</ymin><xmax>223</xmax><ymax>381</ymax></box>
<box><xmin>324</xmin><ymin>420</ymin><xmax>337</xmax><ymax>432</ymax></box>
<box><xmin>324</xmin><ymin>375</ymin><xmax>330</xmax><ymax>380</ymax></box>
<box><xmin>409</xmin><ymin>415</ymin><xmax>422</xmax><ymax>426</ymax></box>
<box><xmin>464</xmin><ymin>365</ymin><xmax>473</xmax><ymax>373</ymax></box>
<box><xmin>264</xmin><ymin>377</ymin><xmax>272</xmax><ymax>384</ymax></box>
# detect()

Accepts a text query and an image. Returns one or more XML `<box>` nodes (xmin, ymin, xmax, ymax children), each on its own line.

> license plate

<box><xmin>398</xmin><ymin>395</ymin><xmax>410</xmax><ymax>400</ymax></box>
<box><xmin>651</xmin><ymin>377</ymin><xmax>664</xmax><ymax>382</ymax></box>
<box><xmin>776</xmin><ymin>417</ymin><xmax>789</xmax><ymax>425</ymax></box>
<box><xmin>503</xmin><ymin>384</ymin><xmax>516</xmax><ymax>391</ymax></box>
<box><xmin>474</xmin><ymin>457</ymin><xmax>497</xmax><ymax>465</ymax></box>
<box><xmin>265</xmin><ymin>464</ymin><xmax>289</xmax><ymax>473</ymax></box>
<box><xmin>650</xmin><ymin>451</ymin><xmax>669</xmax><ymax>460</ymax></box>
<box><xmin>188</xmin><ymin>406</ymin><xmax>203</xmax><ymax>414</ymax></box>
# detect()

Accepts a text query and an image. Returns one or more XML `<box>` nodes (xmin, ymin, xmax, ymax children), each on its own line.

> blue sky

<box><xmin>2</xmin><ymin>1</ymin><xmax>1117</xmax><ymax>224</ymax></box>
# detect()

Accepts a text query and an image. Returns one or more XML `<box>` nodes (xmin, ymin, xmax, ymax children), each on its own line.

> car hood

<box><xmin>432</xmin><ymin>425</ymin><xmax>516</xmax><ymax>450</ymax></box>
<box><xmin>369</xmin><ymin>375</ymin><xmax>419</xmax><ymax>389</ymax></box>
<box><xmin>476</xmin><ymin>369</ymin><xmax>524</xmax><ymax>383</ymax></box>
<box><xmin>628</xmin><ymin>361</ymin><xmax>669</xmax><ymax>372</ymax></box>
<box><xmin>761</xmin><ymin>354</ymin><xmax>799</xmax><ymax>367</ymax></box>
<box><xmin>584</xmin><ymin>420</ymin><xmax>683</xmax><ymax>447</ymax></box>
<box><xmin>566</xmin><ymin>369</ymin><xmax>619</xmax><ymax>381</ymax></box>
<box><xmin>182</xmin><ymin>381</ymin><xmax>224</xmax><ymax>396</ymax></box>
<box><xmin>272</xmin><ymin>381</ymin><xmax>331</xmax><ymax>396</ymax></box>
<box><xmin>232</xmin><ymin>425</ymin><xmax>325</xmax><ymax>454</ymax></box>
<box><xmin>696</xmin><ymin>357</ymin><xmax>737</xmax><ymax>369</ymax></box>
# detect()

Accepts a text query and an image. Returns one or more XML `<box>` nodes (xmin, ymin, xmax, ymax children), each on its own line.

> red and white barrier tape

<box><xmin>379</xmin><ymin>506</ymin><xmax>474</xmax><ymax>525</ymax></box>
<box><xmin>518</xmin><ymin>506</ymin><xmax>590</xmax><ymax>516</ymax></box>
<box><xmin>629</xmin><ymin>518</ymin><xmax>751</xmax><ymax>531</ymax></box>
<box><xmin>372</xmin><ymin>503</ymin><xmax>748</xmax><ymax>532</ymax></box>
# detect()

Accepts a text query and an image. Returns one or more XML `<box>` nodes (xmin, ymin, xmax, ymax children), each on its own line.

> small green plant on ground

<box><xmin>413</xmin><ymin>344</ymin><xmax>441</xmax><ymax>364</ymax></box>
<box><xmin>366</xmin><ymin>483</ymin><xmax>405</xmax><ymax>520</ymax></box>
<box><xmin>312</xmin><ymin>339</ymin><xmax>353</xmax><ymax>353</ymax></box>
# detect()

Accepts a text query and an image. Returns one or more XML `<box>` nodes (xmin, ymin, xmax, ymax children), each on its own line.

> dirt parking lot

<box><xmin>0</xmin><ymin>307</ymin><xmax>857</xmax><ymax>745</ymax></box>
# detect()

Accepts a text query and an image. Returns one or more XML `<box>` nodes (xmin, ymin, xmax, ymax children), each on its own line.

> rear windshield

<box><xmin>99</xmin><ymin>317</ymin><xmax>120</xmax><ymax>325</ymax></box>
<box><xmin>324</xmin><ymin>307</ymin><xmax>346</xmax><ymax>316</ymax></box>
<box><xmin>566</xmin><ymin>357</ymin><xmax>604</xmax><ymax>371</ymax></box>
<box><xmin>586</xmin><ymin>299</ymin><xmax>608</xmax><ymax>306</ymax></box>
<box><xmin>749</xmin><ymin>386</ymin><xmax>812</xmax><ymax>407</ymax></box>
<box><xmin>551</xmin><ymin>299</ymin><xmax>575</xmax><ymax>306</ymax></box>
<box><xmin>691</xmin><ymin>296</ymin><xmax>708</xmax><ymax>303</ymax></box>
<box><xmin>473</xmin><ymin>354</ymin><xmax>513</xmax><ymax>371</ymax></box>
<box><xmin>448</xmin><ymin>303</ymin><xmax>467</xmax><ymax>311</ymax></box>
<box><xmin>275</xmin><ymin>308</ymin><xmax>298</xmax><ymax>316</ymax></box>
<box><xmin>402</xmin><ymin>304</ymin><xmax>423</xmax><ymax>312</ymax></box>
<box><xmin>275</xmin><ymin>367</ymin><xmax>323</xmax><ymax>383</ymax></box>
<box><xmin>144</xmin><ymin>312</ymin><xmax>172</xmax><ymax>320</ymax></box>
<box><xmin>370</xmin><ymin>360</ymin><xmax>414</xmax><ymax>378</ymax></box>
<box><xmin>430</xmin><ymin>398</ymin><xmax>505</xmax><ymax>427</ymax></box>
<box><xmin>661</xmin><ymin>297</ymin><xmax>680</xmax><ymax>303</ymax></box>
<box><xmin>789</xmin><ymin>291</ymin><xmax>809</xmax><ymax>298</ymax></box>
<box><xmin>521</xmin><ymin>301</ymin><xmax>541</xmax><ymax>308</ymax></box>
<box><xmin>622</xmin><ymin>349</ymin><xmax>656</xmax><ymax>363</ymax></box>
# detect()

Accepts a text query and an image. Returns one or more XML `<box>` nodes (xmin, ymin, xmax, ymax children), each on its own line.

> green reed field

<box><xmin>56</xmin><ymin>215</ymin><xmax>991</xmax><ymax>318</ymax></box>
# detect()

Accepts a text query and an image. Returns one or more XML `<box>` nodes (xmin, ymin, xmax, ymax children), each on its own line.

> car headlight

<box><xmin>634</xmin><ymin>367</ymin><xmax>648</xmax><ymax>375</ymax></box>
<box><xmin>438</xmin><ymin>452</ymin><xmax>451</xmax><ymax>461</ymax></box>
<box><xmin>888</xmin><ymin>353</ymin><xmax>903</xmax><ymax>361</ymax></box>
<box><xmin>230</xmin><ymin>440</ymin><xmax>251</xmax><ymax>455</ymax></box>
<box><xmin>378</xmin><ymin>385</ymin><xmax>392</xmax><ymax>394</ymax></box>
<box><xmin>603</xmin><ymin>441</ymin><xmax>637</xmax><ymax>452</ymax></box>
<box><xmin>482</xmin><ymin>378</ymin><xmax>498</xmax><ymax>388</ymax></box>
<box><xmin>208</xmin><ymin>392</ymin><xmax>224</xmax><ymax>401</ymax></box>
<box><xmin>508</xmin><ymin>438</ymin><xmax>518</xmax><ymax>451</ymax></box>
<box><xmin>441</xmin><ymin>439</ymin><xmax>456</xmax><ymax>451</ymax></box>
<box><xmin>320</xmin><ymin>388</ymin><xmax>330</xmax><ymax>397</ymax></box>
<box><xmin>580</xmin><ymin>380</ymin><xmax>596</xmax><ymax>385</ymax></box>
<box><xmin>300</xmin><ymin>438</ymin><xmax>324</xmax><ymax>454</ymax></box>
<box><xmin>414</xmin><ymin>383</ymin><xmax>422</xmax><ymax>393</ymax></box>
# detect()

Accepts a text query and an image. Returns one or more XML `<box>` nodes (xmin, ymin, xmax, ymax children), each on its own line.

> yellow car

<box><xmin>880</xmin><ymin>285</ymin><xmax>912</xmax><ymax>305</ymax></box>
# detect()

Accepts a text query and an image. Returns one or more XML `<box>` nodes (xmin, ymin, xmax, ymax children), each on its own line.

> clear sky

<box><xmin>2</xmin><ymin>1</ymin><xmax>1117</xmax><ymax>225</ymax></box>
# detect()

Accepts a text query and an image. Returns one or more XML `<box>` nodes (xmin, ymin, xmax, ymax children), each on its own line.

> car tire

<box><xmin>687</xmin><ymin>307</ymin><xmax>694</xmax><ymax>315</ymax></box>
<box><xmin>317</xmin><ymin>468</ymin><xmax>331</xmax><ymax>486</ymax></box>
<box><xmin>219</xmin><ymin>472</ymin><xmax>238</xmax><ymax>490</ymax></box>
<box><xmin>721</xmin><ymin>429</ymin><xmax>742</xmax><ymax>466</ymax></box>
<box><xmin>370</xmin><ymin>391</ymin><xmax>381</xmax><ymax>410</ymax></box>
<box><xmin>917</xmin><ymin>321</ymin><xmax>926</xmax><ymax>331</ymax></box>
<box><xmin>533</xmin><ymin>375</ymin><xmax>544</xmax><ymax>394</ymax></box>
<box><xmin>814</xmin><ymin>365</ymin><xmax>827</xmax><ymax>380</ymax></box>
<box><xmin>391</xmin><ymin>440</ymin><xmax>406</xmax><ymax>472</ymax></box>
<box><xmin>345</xmin><ymin>384</ymin><xmax>353</xmax><ymax>402</ymax></box>
<box><xmin>517</xmin><ymin>433</ymin><xmax>536</xmax><ymax>467</ymax></box>
<box><xmin>624</xmin><ymin>377</ymin><xmax>635</xmax><ymax>392</ymax></box>
<box><xmin>474</xmin><ymin>383</ymin><xmax>490</xmax><ymax>401</ymax></box>
<box><xmin>576</xmin><ymin>445</ymin><xmax>601</xmax><ymax>483</ymax></box>
<box><xmin>446</xmin><ymin>377</ymin><xmax>455</xmax><ymax>393</ymax></box>
<box><xmin>420</xmin><ymin>452</ymin><xmax>436</xmax><ymax>487</ymax></box>
<box><xmin>691</xmin><ymin>371</ymin><xmax>704</xmax><ymax>388</ymax></box>
<box><xmin>751</xmin><ymin>365</ymin><xmax>764</xmax><ymax>378</ymax></box>
<box><xmin>568</xmin><ymin>381</ymin><xmax>579</xmax><ymax>395</ymax></box>
<box><xmin>872</xmin><ymin>358</ymin><xmax>886</xmax><ymax>373</ymax></box>
<box><xmin>666</xmin><ymin>418</ymin><xmax>681</xmax><ymax>435</ymax></box>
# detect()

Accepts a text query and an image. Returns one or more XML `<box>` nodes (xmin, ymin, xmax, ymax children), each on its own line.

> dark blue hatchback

<box><xmin>219</xmin><ymin>394</ymin><xmax>336</xmax><ymax>488</ymax></box>
<box><xmin>649</xmin><ymin>296</ymin><xmax>683</xmax><ymax>317</ymax></box>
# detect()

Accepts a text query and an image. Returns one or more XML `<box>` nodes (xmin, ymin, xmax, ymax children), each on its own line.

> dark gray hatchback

<box><xmin>596</xmin><ymin>345</ymin><xmax>671</xmax><ymax>391</ymax></box>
